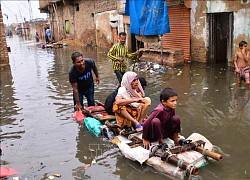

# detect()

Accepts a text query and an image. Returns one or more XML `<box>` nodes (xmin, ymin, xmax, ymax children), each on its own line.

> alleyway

<box><xmin>1</xmin><ymin>36</ymin><xmax>250</xmax><ymax>180</ymax></box>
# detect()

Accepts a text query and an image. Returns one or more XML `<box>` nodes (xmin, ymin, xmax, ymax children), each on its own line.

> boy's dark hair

<box><xmin>71</xmin><ymin>52</ymin><xmax>83</xmax><ymax>62</ymax></box>
<box><xmin>138</xmin><ymin>76</ymin><xmax>147</xmax><ymax>88</ymax></box>
<box><xmin>160</xmin><ymin>87</ymin><xmax>178</xmax><ymax>101</ymax></box>
<box><xmin>239</xmin><ymin>41</ymin><xmax>247</xmax><ymax>48</ymax></box>
<box><xmin>119</xmin><ymin>32</ymin><xmax>127</xmax><ymax>37</ymax></box>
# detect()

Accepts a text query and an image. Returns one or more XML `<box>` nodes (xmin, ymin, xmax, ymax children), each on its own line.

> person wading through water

<box><xmin>107</xmin><ymin>32</ymin><xmax>139</xmax><ymax>84</ymax></box>
<box><xmin>69</xmin><ymin>52</ymin><xmax>100</xmax><ymax>111</ymax></box>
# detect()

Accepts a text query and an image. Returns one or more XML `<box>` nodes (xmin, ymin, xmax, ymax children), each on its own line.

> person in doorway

<box><xmin>107</xmin><ymin>32</ymin><xmax>139</xmax><ymax>83</ymax></box>
<box><xmin>45</xmin><ymin>27</ymin><xmax>52</xmax><ymax>44</ymax></box>
<box><xmin>142</xmin><ymin>87</ymin><xmax>181</xmax><ymax>149</ymax></box>
<box><xmin>112</xmin><ymin>71</ymin><xmax>151</xmax><ymax>132</ymax></box>
<box><xmin>35</xmin><ymin>32</ymin><xmax>40</xmax><ymax>42</ymax></box>
<box><xmin>69</xmin><ymin>52</ymin><xmax>100</xmax><ymax>111</ymax></box>
<box><xmin>104</xmin><ymin>76</ymin><xmax>148</xmax><ymax>115</ymax></box>
<box><xmin>234</xmin><ymin>40</ymin><xmax>250</xmax><ymax>87</ymax></box>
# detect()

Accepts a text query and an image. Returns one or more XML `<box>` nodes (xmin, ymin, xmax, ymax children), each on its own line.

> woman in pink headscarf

<box><xmin>112</xmin><ymin>71</ymin><xmax>151</xmax><ymax>131</ymax></box>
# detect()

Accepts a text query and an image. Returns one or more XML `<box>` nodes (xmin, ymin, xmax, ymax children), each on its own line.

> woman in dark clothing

<box><xmin>142</xmin><ymin>87</ymin><xmax>181</xmax><ymax>149</ymax></box>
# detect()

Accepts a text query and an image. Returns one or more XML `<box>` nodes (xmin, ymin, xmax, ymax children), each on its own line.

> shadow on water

<box><xmin>1</xmin><ymin>36</ymin><xmax>250</xmax><ymax>179</ymax></box>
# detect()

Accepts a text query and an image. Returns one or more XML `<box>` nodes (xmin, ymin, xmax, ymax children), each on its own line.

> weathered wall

<box><xmin>95</xmin><ymin>0</ymin><xmax>122</xmax><ymax>48</ymax></box>
<box><xmin>0</xmin><ymin>4</ymin><xmax>9</xmax><ymax>66</ymax></box>
<box><xmin>190</xmin><ymin>0</ymin><xmax>250</xmax><ymax>62</ymax></box>
<box><xmin>95</xmin><ymin>11</ymin><xmax>123</xmax><ymax>48</ymax></box>
<box><xmin>50</xmin><ymin>0</ymin><xmax>95</xmax><ymax>46</ymax></box>
<box><xmin>190</xmin><ymin>0</ymin><xmax>210</xmax><ymax>62</ymax></box>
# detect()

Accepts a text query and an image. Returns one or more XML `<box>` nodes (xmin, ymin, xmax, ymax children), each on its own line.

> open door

<box><xmin>208</xmin><ymin>12</ymin><xmax>233</xmax><ymax>65</ymax></box>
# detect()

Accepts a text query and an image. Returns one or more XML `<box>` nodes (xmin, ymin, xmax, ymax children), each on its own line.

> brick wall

<box><xmin>0</xmin><ymin>4</ymin><xmax>9</xmax><ymax>66</ymax></box>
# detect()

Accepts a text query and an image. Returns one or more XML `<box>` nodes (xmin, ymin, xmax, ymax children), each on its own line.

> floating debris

<box><xmin>129</xmin><ymin>62</ymin><xmax>168</xmax><ymax>74</ymax></box>
<box><xmin>53</xmin><ymin>174</ymin><xmax>61</xmax><ymax>178</ymax></box>
<box><xmin>48</xmin><ymin>175</ymin><xmax>55</xmax><ymax>180</ymax></box>
<box><xmin>215</xmin><ymin>89</ymin><xmax>219</xmax><ymax>92</ymax></box>
<box><xmin>83</xmin><ymin>164</ymin><xmax>91</xmax><ymax>170</ymax></box>
<box><xmin>177</xmin><ymin>71</ymin><xmax>182</xmax><ymax>76</ymax></box>
<box><xmin>91</xmin><ymin>159</ymin><xmax>96</xmax><ymax>165</ymax></box>
<box><xmin>153</xmin><ymin>64</ymin><xmax>160</xmax><ymax>69</ymax></box>
<box><xmin>193</xmin><ymin>74</ymin><xmax>200</xmax><ymax>76</ymax></box>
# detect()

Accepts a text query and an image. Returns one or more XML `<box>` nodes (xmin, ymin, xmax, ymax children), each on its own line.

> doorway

<box><xmin>131</xmin><ymin>33</ymin><xmax>144</xmax><ymax>52</ymax></box>
<box><xmin>208</xmin><ymin>12</ymin><xmax>233</xmax><ymax>64</ymax></box>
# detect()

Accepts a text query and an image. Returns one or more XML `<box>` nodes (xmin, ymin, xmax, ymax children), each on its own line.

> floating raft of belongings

<box><xmin>72</xmin><ymin>102</ymin><xmax>222</xmax><ymax>179</ymax></box>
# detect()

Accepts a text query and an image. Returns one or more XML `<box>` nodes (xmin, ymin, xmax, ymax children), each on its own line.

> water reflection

<box><xmin>228</xmin><ymin>88</ymin><xmax>250</xmax><ymax>122</ymax></box>
<box><xmin>0</xmin><ymin>65</ymin><xmax>20</xmax><ymax>125</ymax></box>
<box><xmin>1</xmin><ymin>36</ymin><xmax>250</xmax><ymax>180</ymax></box>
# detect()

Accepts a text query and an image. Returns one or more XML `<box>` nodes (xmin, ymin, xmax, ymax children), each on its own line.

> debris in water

<box><xmin>193</xmin><ymin>74</ymin><xmax>200</xmax><ymax>76</ymax></box>
<box><xmin>53</xmin><ymin>174</ymin><xmax>61</xmax><ymax>177</ymax></box>
<box><xmin>153</xmin><ymin>64</ymin><xmax>160</xmax><ymax>69</ymax></box>
<box><xmin>177</xmin><ymin>71</ymin><xmax>182</xmax><ymax>76</ymax></box>
<box><xmin>48</xmin><ymin>175</ymin><xmax>55</xmax><ymax>180</ymax></box>
<box><xmin>83</xmin><ymin>164</ymin><xmax>91</xmax><ymax>169</ymax></box>
<box><xmin>91</xmin><ymin>159</ymin><xmax>96</xmax><ymax>165</ymax></box>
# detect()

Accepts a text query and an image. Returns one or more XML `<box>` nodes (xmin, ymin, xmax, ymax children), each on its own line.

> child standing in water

<box><xmin>234</xmin><ymin>41</ymin><xmax>250</xmax><ymax>87</ymax></box>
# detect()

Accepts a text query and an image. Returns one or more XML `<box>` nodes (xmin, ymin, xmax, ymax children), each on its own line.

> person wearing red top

<box><xmin>142</xmin><ymin>87</ymin><xmax>181</xmax><ymax>149</ymax></box>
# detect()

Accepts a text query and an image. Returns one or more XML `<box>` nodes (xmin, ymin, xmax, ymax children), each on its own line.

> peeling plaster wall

<box><xmin>190</xmin><ymin>0</ymin><xmax>250</xmax><ymax>63</ymax></box>
<box><xmin>190</xmin><ymin>0</ymin><xmax>208</xmax><ymax>62</ymax></box>
<box><xmin>51</xmin><ymin>1</ymin><xmax>95</xmax><ymax>45</ymax></box>
<box><xmin>95</xmin><ymin>11</ymin><xmax>123</xmax><ymax>48</ymax></box>
<box><xmin>233</xmin><ymin>8</ymin><xmax>250</xmax><ymax>49</ymax></box>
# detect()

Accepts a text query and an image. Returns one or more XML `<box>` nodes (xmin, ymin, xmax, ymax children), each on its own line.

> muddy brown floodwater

<box><xmin>1</xmin><ymin>36</ymin><xmax>250</xmax><ymax>180</ymax></box>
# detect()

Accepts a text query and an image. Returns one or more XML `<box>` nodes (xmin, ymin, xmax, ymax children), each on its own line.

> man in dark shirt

<box><xmin>69</xmin><ymin>52</ymin><xmax>100</xmax><ymax>111</ymax></box>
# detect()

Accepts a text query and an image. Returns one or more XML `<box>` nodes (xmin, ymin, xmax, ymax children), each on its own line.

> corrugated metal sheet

<box><xmin>162</xmin><ymin>6</ymin><xmax>190</xmax><ymax>61</ymax></box>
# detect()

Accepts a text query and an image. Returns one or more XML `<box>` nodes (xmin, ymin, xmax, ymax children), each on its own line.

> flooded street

<box><xmin>1</xmin><ymin>36</ymin><xmax>250</xmax><ymax>180</ymax></box>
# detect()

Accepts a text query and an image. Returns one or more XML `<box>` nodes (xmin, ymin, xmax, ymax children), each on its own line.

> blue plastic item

<box><xmin>84</xmin><ymin>117</ymin><xmax>103</xmax><ymax>137</ymax></box>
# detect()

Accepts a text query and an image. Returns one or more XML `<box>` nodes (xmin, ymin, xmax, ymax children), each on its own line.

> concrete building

<box><xmin>188</xmin><ymin>0</ymin><xmax>250</xmax><ymax>65</ymax></box>
<box><xmin>40</xmin><ymin>0</ymin><xmax>250</xmax><ymax>66</ymax></box>
<box><xmin>39</xmin><ymin>0</ymin><xmax>96</xmax><ymax>47</ymax></box>
<box><xmin>0</xmin><ymin>3</ymin><xmax>9</xmax><ymax>67</ymax></box>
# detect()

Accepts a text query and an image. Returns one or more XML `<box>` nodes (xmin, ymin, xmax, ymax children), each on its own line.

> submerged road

<box><xmin>1</xmin><ymin>36</ymin><xmax>250</xmax><ymax>180</ymax></box>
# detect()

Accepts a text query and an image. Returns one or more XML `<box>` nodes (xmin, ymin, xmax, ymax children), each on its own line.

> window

<box><xmin>65</xmin><ymin>20</ymin><xmax>70</xmax><ymax>34</ymax></box>
<box><xmin>75</xmin><ymin>3</ymin><xmax>79</xmax><ymax>11</ymax></box>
